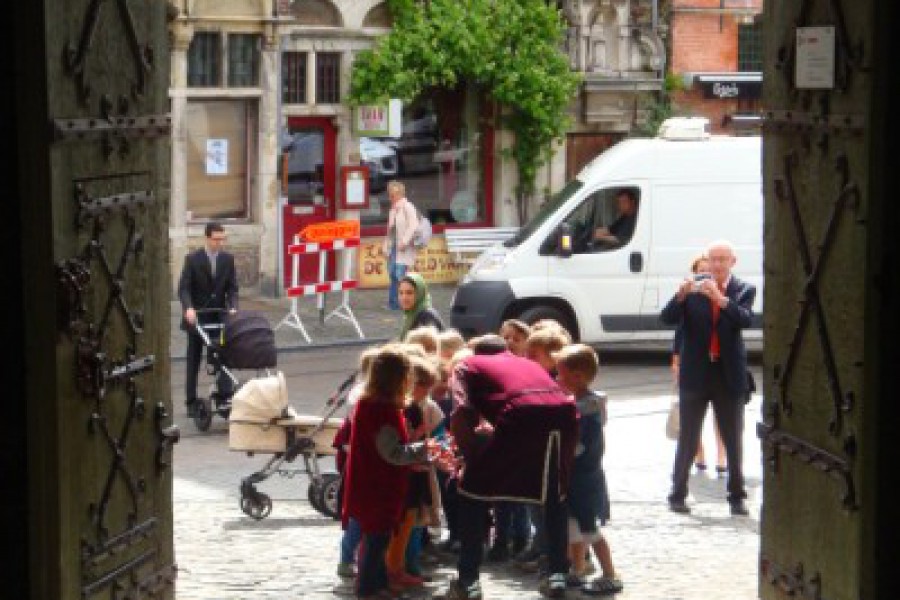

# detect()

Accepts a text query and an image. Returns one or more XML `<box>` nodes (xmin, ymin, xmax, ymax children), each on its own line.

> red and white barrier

<box><xmin>276</xmin><ymin>232</ymin><xmax>364</xmax><ymax>343</ymax></box>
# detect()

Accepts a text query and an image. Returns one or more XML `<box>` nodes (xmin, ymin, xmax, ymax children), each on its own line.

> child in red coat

<box><xmin>341</xmin><ymin>344</ymin><xmax>431</xmax><ymax>599</ymax></box>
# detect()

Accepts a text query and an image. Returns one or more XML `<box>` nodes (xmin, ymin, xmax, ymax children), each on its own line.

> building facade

<box><xmin>167</xmin><ymin>0</ymin><xmax>664</xmax><ymax>295</ymax></box>
<box><xmin>669</xmin><ymin>0</ymin><xmax>763</xmax><ymax>133</ymax></box>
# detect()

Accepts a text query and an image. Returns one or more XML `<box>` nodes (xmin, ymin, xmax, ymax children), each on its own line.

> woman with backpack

<box><xmin>383</xmin><ymin>180</ymin><xmax>421</xmax><ymax>311</ymax></box>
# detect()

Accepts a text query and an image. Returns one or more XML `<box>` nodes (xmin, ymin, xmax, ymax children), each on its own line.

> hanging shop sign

<box><xmin>697</xmin><ymin>74</ymin><xmax>762</xmax><ymax>100</ymax></box>
<box><xmin>353</xmin><ymin>99</ymin><xmax>403</xmax><ymax>137</ymax></box>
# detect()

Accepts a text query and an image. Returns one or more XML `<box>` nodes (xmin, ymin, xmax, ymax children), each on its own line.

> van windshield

<box><xmin>504</xmin><ymin>180</ymin><xmax>584</xmax><ymax>247</ymax></box>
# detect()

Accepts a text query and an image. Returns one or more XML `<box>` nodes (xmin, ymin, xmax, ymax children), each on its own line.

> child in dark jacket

<box><xmin>554</xmin><ymin>344</ymin><xmax>623</xmax><ymax>597</ymax></box>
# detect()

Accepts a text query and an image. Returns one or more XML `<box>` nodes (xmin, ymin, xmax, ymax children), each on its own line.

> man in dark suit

<box><xmin>178</xmin><ymin>221</ymin><xmax>239</xmax><ymax>417</ymax></box>
<box><xmin>661</xmin><ymin>240</ymin><xmax>755</xmax><ymax>516</ymax></box>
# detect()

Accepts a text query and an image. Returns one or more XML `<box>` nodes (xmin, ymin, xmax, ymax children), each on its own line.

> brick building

<box><xmin>670</xmin><ymin>0</ymin><xmax>763</xmax><ymax>133</ymax></box>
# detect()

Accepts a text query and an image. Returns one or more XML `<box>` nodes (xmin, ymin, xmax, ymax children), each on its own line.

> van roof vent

<box><xmin>657</xmin><ymin>117</ymin><xmax>711</xmax><ymax>140</ymax></box>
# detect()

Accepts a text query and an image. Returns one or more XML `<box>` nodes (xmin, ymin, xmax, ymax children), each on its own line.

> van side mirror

<box><xmin>557</xmin><ymin>223</ymin><xmax>573</xmax><ymax>258</ymax></box>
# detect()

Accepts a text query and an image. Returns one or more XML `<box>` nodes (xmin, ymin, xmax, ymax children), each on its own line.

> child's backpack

<box><xmin>413</xmin><ymin>208</ymin><xmax>432</xmax><ymax>249</ymax></box>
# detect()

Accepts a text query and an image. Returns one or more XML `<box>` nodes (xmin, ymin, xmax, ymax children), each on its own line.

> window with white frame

<box><xmin>187</xmin><ymin>32</ymin><xmax>221</xmax><ymax>87</ymax></box>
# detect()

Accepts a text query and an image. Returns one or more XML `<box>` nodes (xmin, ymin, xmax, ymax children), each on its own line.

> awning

<box><xmin>691</xmin><ymin>72</ymin><xmax>762</xmax><ymax>100</ymax></box>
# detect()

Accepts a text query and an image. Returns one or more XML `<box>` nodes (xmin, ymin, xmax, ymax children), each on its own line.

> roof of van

<box><xmin>575</xmin><ymin>135</ymin><xmax>761</xmax><ymax>184</ymax></box>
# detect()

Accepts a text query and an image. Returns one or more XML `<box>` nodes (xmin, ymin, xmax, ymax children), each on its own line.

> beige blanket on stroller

<box><xmin>228</xmin><ymin>372</ymin><xmax>340</xmax><ymax>454</ymax></box>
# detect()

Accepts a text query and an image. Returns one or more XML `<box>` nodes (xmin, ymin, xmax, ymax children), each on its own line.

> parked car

<box><xmin>359</xmin><ymin>137</ymin><xmax>398</xmax><ymax>192</ymax></box>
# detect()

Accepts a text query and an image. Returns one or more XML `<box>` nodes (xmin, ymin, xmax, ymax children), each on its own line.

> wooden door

<box><xmin>9</xmin><ymin>1</ymin><xmax>176</xmax><ymax>598</ymax></box>
<box><xmin>759</xmin><ymin>1</ymin><xmax>898</xmax><ymax>598</ymax></box>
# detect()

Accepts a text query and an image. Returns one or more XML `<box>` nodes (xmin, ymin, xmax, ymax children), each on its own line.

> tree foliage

<box><xmin>349</xmin><ymin>0</ymin><xmax>580</xmax><ymax>209</ymax></box>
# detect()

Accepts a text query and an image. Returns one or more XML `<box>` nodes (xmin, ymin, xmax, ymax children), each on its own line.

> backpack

<box><xmin>413</xmin><ymin>208</ymin><xmax>432</xmax><ymax>249</ymax></box>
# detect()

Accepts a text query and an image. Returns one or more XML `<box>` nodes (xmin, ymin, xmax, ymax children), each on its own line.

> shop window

<box><xmin>282</xmin><ymin>52</ymin><xmax>308</xmax><ymax>104</ymax></box>
<box><xmin>361</xmin><ymin>84</ymin><xmax>489</xmax><ymax>230</ymax></box>
<box><xmin>738</xmin><ymin>22</ymin><xmax>763</xmax><ymax>72</ymax></box>
<box><xmin>315</xmin><ymin>53</ymin><xmax>341</xmax><ymax>104</ymax></box>
<box><xmin>187</xmin><ymin>32</ymin><xmax>221</xmax><ymax>87</ymax></box>
<box><xmin>184</xmin><ymin>100</ymin><xmax>256</xmax><ymax>220</ymax></box>
<box><xmin>228</xmin><ymin>34</ymin><xmax>261</xmax><ymax>87</ymax></box>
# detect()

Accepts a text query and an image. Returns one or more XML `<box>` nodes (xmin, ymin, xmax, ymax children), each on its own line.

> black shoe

<box><xmin>730</xmin><ymin>500</ymin><xmax>749</xmax><ymax>516</ymax></box>
<box><xmin>669</xmin><ymin>499</ymin><xmax>690</xmax><ymax>514</ymax></box>
<box><xmin>436</xmin><ymin>578</ymin><xmax>483</xmax><ymax>600</ymax></box>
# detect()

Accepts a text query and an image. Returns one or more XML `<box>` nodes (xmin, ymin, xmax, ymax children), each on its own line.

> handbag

<box><xmin>665</xmin><ymin>397</ymin><xmax>680</xmax><ymax>441</ymax></box>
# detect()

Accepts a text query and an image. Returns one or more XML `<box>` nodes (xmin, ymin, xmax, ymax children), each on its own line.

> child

<box><xmin>341</xmin><ymin>344</ymin><xmax>432</xmax><ymax>600</ymax></box>
<box><xmin>334</xmin><ymin>345</ymin><xmax>381</xmax><ymax>580</ymax></box>
<box><xmin>437</xmin><ymin>328</ymin><xmax>466</xmax><ymax>363</ymax></box>
<box><xmin>524</xmin><ymin>326</ymin><xmax>571</xmax><ymax>377</ymax></box>
<box><xmin>499</xmin><ymin>318</ymin><xmax>531</xmax><ymax>357</ymax></box>
<box><xmin>515</xmin><ymin>326</ymin><xmax>571</xmax><ymax>573</ymax></box>
<box><xmin>405</xmin><ymin>325</ymin><xmax>441</xmax><ymax>356</ymax></box>
<box><xmin>385</xmin><ymin>355</ymin><xmax>444</xmax><ymax>584</ymax></box>
<box><xmin>553</xmin><ymin>343</ymin><xmax>623</xmax><ymax>596</ymax></box>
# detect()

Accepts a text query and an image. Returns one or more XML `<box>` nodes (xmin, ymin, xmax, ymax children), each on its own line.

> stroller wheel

<box><xmin>313</xmin><ymin>472</ymin><xmax>342</xmax><ymax>520</ymax></box>
<box><xmin>240</xmin><ymin>492</ymin><xmax>272</xmax><ymax>520</ymax></box>
<box><xmin>307</xmin><ymin>481</ymin><xmax>324</xmax><ymax>513</ymax></box>
<box><xmin>211</xmin><ymin>391</ymin><xmax>232</xmax><ymax>418</ymax></box>
<box><xmin>193</xmin><ymin>398</ymin><xmax>213</xmax><ymax>431</ymax></box>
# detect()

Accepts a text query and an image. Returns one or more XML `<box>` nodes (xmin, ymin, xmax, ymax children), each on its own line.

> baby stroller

<box><xmin>192</xmin><ymin>309</ymin><xmax>277</xmax><ymax>432</ymax></box>
<box><xmin>230</xmin><ymin>370</ymin><xmax>356</xmax><ymax>521</ymax></box>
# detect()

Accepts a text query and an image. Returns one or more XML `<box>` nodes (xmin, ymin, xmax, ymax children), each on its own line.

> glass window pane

<box><xmin>187</xmin><ymin>32</ymin><xmax>221</xmax><ymax>87</ymax></box>
<box><xmin>315</xmin><ymin>52</ymin><xmax>341</xmax><ymax>104</ymax></box>
<box><xmin>282</xmin><ymin>52</ymin><xmax>307</xmax><ymax>104</ymax></box>
<box><xmin>280</xmin><ymin>127</ymin><xmax>326</xmax><ymax>206</ymax></box>
<box><xmin>360</xmin><ymin>84</ymin><xmax>486</xmax><ymax>229</ymax></box>
<box><xmin>738</xmin><ymin>23</ymin><xmax>763</xmax><ymax>72</ymax></box>
<box><xmin>228</xmin><ymin>34</ymin><xmax>260</xmax><ymax>87</ymax></box>
<box><xmin>185</xmin><ymin>100</ymin><xmax>252</xmax><ymax>219</ymax></box>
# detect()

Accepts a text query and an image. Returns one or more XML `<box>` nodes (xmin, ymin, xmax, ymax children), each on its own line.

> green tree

<box><xmin>349</xmin><ymin>0</ymin><xmax>581</xmax><ymax>224</ymax></box>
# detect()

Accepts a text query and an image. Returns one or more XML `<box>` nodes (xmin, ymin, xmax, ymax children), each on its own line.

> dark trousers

<box><xmin>669</xmin><ymin>362</ymin><xmax>746</xmax><ymax>504</ymax></box>
<box><xmin>437</xmin><ymin>470</ymin><xmax>459</xmax><ymax>540</ymax></box>
<box><xmin>457</xmin><ymin>448</ymin><xmax>569</xmax><ymax>584</ymax></box>
<box><xmin>494</xmin><ymin>501</ymin><xmax>529</xmax><ymax>545</ymax></box>
<box><xmin>184</xmin><ymin>328</ymin><xmax>233</xmax><ymax>405</ymax></box>
<box><xmin>357</xmin><ymin>531</ymin><xmax>390</xmax><ymax>596</ymax></box>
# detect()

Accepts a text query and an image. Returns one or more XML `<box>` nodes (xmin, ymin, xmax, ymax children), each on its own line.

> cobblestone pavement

<box><xmin>173</xmin><ymin>393</ymin><xmax>764</xmax><ymax>600</ymax></box>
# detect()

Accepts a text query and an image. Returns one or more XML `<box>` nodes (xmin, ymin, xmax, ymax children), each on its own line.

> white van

<box><xmin>449</xmin><ymin>118</ymin><xmax>763</xmax><ymax>345</ymax></box>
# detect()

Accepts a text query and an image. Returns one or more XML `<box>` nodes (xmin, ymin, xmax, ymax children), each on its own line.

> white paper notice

<box><xmin>796</xmin><ymin>26</ymin><xmax>835</xmax><ymax>89</ymax></box>
<box><xmin>206</xmin><ymin>139</ymin><xmax>228</xmax><ymax>175</ymax></box>
<box><xmin>346</xmin><ymin>172</ymin><xmax>366</xmax><ymax>206</ymax></box>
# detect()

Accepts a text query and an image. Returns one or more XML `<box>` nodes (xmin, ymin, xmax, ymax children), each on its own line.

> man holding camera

<box><xmin>660</xmin><ymin>240</ymin><xmax>756</xmax><ymax>516</ymax></box>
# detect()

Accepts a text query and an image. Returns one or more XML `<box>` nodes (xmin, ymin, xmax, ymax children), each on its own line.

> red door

<box><xmin>281</xmin><ymin>117</ymin><xmax>337</xmax><ymax>287</ymax></box>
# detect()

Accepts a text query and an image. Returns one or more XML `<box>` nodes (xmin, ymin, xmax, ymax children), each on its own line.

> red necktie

<box><xmin>709</xmin><ymin>283</ymin><xmax>725</xmax><ymax>360</ymax></box>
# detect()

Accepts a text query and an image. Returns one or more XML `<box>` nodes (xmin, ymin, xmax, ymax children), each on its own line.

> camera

<box><xmin>692</xmin><ymin>273</ymin><xmax>711</xmax><ymax>292</ymax></box>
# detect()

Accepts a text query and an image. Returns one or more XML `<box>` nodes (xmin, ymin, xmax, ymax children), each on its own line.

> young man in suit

<box><xmin>178</xmin><ymin>221</ymin><xmax>239</xmax><ymax>417</ymax></box>
<box><xmin>660</xmin><ymin>240</ymin><xmax>756</xmax><ymax>516</ymax></box>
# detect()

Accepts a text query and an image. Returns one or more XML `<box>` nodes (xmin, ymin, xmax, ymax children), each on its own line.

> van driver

<box><xmin>593</xmin><ymin>189</ymin><xmax>638</xmax><ymax>247</ymax></box>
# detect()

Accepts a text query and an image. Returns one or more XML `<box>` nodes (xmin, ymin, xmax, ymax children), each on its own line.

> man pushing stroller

<box><xmin>178</xmin><ymin>221</ymin><xmax>239</xmax><ymax>418</ymax></box>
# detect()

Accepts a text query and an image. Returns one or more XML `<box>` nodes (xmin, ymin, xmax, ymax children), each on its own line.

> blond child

<box><xmin>405</xmin><ymin>325</ymin><xmax>441</xmax><ymax>355</ymax></box>
<box><xmin>437</xmin><ymin>328</ymin><xmax>466</xmax><ymax>363</ymax></box>
<box><xmin>499</xmin><ymin>319</ymin><xmax>531</xmax><ymax>356</ymax></box>
<box><xmin>553</xmin><ymin>344</ymin><xmax>622</xmax><ymax>596</ymax></box>
<box><xmin>525</xmin><ymin>326</ymin><xmax>570</xmax><ymax>376</ymax></box>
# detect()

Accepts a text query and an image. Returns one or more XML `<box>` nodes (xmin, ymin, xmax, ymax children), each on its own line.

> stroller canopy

<box><xmin>223</xmin><ymin>311</ymin><xmax>277</xmax><ymax>369</ymax></box>
<box><xmin>230</xmin><ymin>371</ymin><xmax>292</xmax><ymax>422</ymax></box>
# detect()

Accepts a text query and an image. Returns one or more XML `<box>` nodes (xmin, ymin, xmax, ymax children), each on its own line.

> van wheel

<box><xmin>518</xmin><ymin>306</ymin><xmax>577</xmax><ymax>341</ymax></box>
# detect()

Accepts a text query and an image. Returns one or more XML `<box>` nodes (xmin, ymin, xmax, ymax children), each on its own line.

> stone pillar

<box><xmin>257</xmin><ymin>27</ymin><xmax>282</xmax><ymax>295</ymax></box>
<box><xmin>168</xmin><ymin>23</ymin><xmax>192</xmax><ymax>295</ymax></box>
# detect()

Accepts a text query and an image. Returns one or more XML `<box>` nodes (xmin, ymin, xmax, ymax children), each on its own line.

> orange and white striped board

<box><xmin>287</xmin><ymin>238</ymin><xmax>361</xmax><ymax>255</ymax></box>
<box><xmin>286</xmin><ymin>279</ymin><xmax>359</xmax><ymax>297</ymax></box>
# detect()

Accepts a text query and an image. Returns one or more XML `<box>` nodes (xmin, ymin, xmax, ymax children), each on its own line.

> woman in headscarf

<box><xmin>398</xmin><ymin>272</ymin><xmax>445</xmax><ymax>340</ymax></box>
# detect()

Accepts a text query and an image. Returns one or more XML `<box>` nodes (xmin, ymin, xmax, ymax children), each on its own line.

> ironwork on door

<box><xmin>50</xmin><ymin>1</ymin><xmax>177</xmax><ymax>598</ymax></box>
<box><xmin>760</xmin><ymin>1</ymin><xmax>870</xmax><ymax>599</ymax></box>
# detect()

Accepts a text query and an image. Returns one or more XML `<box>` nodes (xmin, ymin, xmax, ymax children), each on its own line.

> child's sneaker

<box><xmin>539</xmin><ymin>572</ymin><xmax>568</xmax><ymax>598</ymax></box>
<box><xmin>435</xmin><ymin>578</ymin><xmax>483</xmax><ymax>600</ymax></box>
<box><xmin>336</xmin><ymin>562</ymin><xmax>356</xmax><ymax>578</ymax></box>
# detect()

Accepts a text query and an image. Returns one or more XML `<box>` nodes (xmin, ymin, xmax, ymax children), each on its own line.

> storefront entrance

<box><xmin>281</xmin><ymin>116</ymin><xmax>338</xmax><ymax>287</ymax></box>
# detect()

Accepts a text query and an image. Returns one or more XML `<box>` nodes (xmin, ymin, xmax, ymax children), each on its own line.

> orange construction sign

<box><xmin>299</xmin><ymin>220</ymin><xmax>360</xmax><ymax>242</ymax></box>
